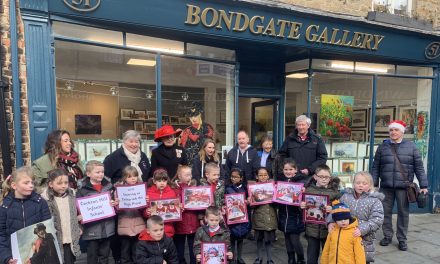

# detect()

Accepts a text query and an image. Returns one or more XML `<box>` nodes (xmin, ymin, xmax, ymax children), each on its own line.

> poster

<box><xmin>150</xmin><ymin>198</ymin><xmax>182</xmax><ymax>222</ymax></box>
<box><xmin>319</xmin><ymin>94</ymin><xmax>354</xmax><ymax>139</ymax></box>
<box><xmin>303</xmin><ymin>193</ymin><xmax>329</xmax><ymax>224</ymax></box>
<box><xmin>201</xmin><ymin>242</ymin><xmax>227</xmax><ymax>264</ymax></box>
<box><xmin>273</xmin><ymin>182</ymin><xmax>303</xmax><ymax>206</ymax></box>
<box><xmin>115</xmin><ymin>183</ymin><xmax>148</xmax><ymax>210</ymax></box>
<box><xmin>225</xmin><ymin>193</ymin><xmax>248</xmax><ymax>225</ymax></box>
<box><xmin>248</xmin><ymin>182</ymin><xmax>275</xmax><ymax>206</ymax></box>
<box><xmin>182</xmin><ymin>186</ymin><xmax>213</xmax><ymax>210</ymax></box>
<box><xmin>76</xmin><ymin>192</ymin><xmax>115</xmax><ymax>224</ymax></box>
<box><xmin>11</xmin><ymin>218</ymin><xmax>62</xmax><ymax>264</ymax></box>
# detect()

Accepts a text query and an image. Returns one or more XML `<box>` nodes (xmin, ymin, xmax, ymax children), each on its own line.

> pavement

<box><xmin>76</xmin><ymin>213</ymin><xmax>440</xmax><ymax>264</ymax></box>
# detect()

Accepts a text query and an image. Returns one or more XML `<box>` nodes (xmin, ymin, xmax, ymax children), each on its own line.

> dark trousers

<box><xmin>63</xmin><ymin>244</ymin><xmax>76</xmax><ymax>264</ymax></box>
<box><xmin>87</xmin><ymin>238</ymin><xmax>111</xmax><ymax>264</ymax></box>
<box><xmin>381</xmin><ymin>188</ymin><xmax>409</xmax><ymax>242</ymax></box>
<box><xmin>306</xmin><ymin>236</ymin><xmax>326</xmax><ymax>264</ymax></box>
<box><xmin>231</xmin><ymin>235</ymin><xmax>244</xmax><ymax>261</ymax></box>
<box><xmin>120</xmin><ymin>235</ymin><xmax>138</xmax><ymax>264</ymax></box>
<box><xmin>284</xmin><ymin>232</ymin><xmax>304</xmax><ymax>259</ymax></box>
<box><xmin>173</xmin><ymin>233</ymin><xmax>196</xmax><ymax>264</ymax></box>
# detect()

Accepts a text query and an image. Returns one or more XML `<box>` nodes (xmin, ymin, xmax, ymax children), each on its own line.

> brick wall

<box><xmin>415</xmin><ymin>0</ymin><xmax>440</xmax><ymax>28</ymax></box>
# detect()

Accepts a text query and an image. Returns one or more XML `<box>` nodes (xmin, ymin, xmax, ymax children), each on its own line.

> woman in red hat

<box><xmin>150</xmin><ymin>125</ymin><xmax>188</xmax><ymax>178</ymax></box>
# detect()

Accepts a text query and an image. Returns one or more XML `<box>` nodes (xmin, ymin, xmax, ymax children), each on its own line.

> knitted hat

<box><xmin>331</xmin><ymin>200</ymin><xmax>351</xmax><ymax>221</ymax></box>
<box><xmin>388</xmin><ymin>120</ymin><xmax>406</xmax><ymax>133</ymax></box>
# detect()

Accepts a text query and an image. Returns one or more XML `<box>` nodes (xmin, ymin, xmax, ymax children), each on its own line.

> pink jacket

<box><xmin>117</xmin><ymin>209</ymin><xmax>146</xmax><ymax>236</ymax></box>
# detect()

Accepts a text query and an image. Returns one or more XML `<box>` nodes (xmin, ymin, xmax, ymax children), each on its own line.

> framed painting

<box><xmin>339</xmin><ymin>159</ymin><xmax>357</xmax><ymax>174</ymax></box>
<box><xmin>149</xmin><ymin>198</ymin><xmax>181</xmax><ymax>222</ymax></box>
<box><xmin>352</xmin><ymin>109</ymin><xmax>367</xmax><ymax>128</ymax></box>
<box><xmin>331</xmin><ymin>142</ymin><xmax>358</xmax><ymax>158</ymax></box>
<box><xmin>178</xmin><ymin>117</ymin><xmax>187</xmax><ymax>124</ymax></box>
<box><xmin>248</xmin><ymin>182</ymin><xmax>275</xmax><ymax>206</ymax></box>
<box><xmin>398</xmin><ymin>106</ymin><xmax>416</xmax><ymax>135</ymax></box>
<box><xmin>201</xmin><ymin>242</ymin><xmax>227</xmax><ymax>264</ymax></box>
<box><xmin>134</xmin><ymin>110</ymin><xmax>147</xmax><ymax>120</ymax></box>
<box><xmin>120</xmin><ymin>108</ymin><xmax>133</xmax><ymax>120</ymax></box>
<box><xmin>147</xmin><ymin>111</ymin><xmax>157</xmax><ymax>120</ymax></box>
<box><xmin>86</xmin><ymin>141</ymin><xmax>111</xmax><ymax>162</ymax></box>
<box><xmin>225</xmin><ymin>193</ymin><xmax>248</xmax><ymax>225</ymax></box>
<box><xmin>182</xmin><ymin>186</ymin><xmax>213</xmax><ymax>210</ymax></box>
<box><xmin>134</xmin><ymin>121</ymin><xmax>143</xmax><ymax>132</ymax></box>
<box><xmin>144</xmin><ymin>142</ymin><xmax>157</xmax><ymax>159</ymax></box>
<box><xmin>370</xmin><ymin>107</ymin><xmax>395</xmax><ymax>133</ymax></box>
<box><xmin>350</xmin><ymin>130</ymin><xmax>366</xmax><ymax>142</ymax></box>
<box><xmin>273</xmin><ymin>182</ymin><xmax>303</xmax><ymax>206</ymax></box>
<box><xmin>170</xmin><ymin>116</ymin><xmax>179</xmax><ymax>124</ymax></box>
<box><xmin>303</xmin><ymin>193</ymin><xmax>329</xmax><ymax>224</ymax></box>
<box><xmin>221</xmin><ymin>145</ymin><xmax>233</xmax><ymax>165</ymax></box>
<box><xmin>75</xmin><ymin>114</ymin><xmax>102</xmax><ymax>134</ymax></box>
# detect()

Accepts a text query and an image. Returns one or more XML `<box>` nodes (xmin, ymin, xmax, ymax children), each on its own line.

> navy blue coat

<box><xmin>104</xmin><ymin>147</ymin><xmax>151</xmax><ymax>184</ymax></box>
<box><xmin>0</xmin><ymin>191</ymin><xmax>51</xmax><ymax>264</ymax></box>
<box><xmin>225</xmin><ymin>184</ymin><xmax>251</xmax><ymax>238</ymax></box>
<box><xmin>372</xmin><ymin>139</ymin><xmax>428</xmax><ymax>189</ymax></box>
<box><xmin>277</xmin><ymin>174</ymin><xmax>307</xmax><ymax>234</ymax></box>
<box><xmin>225</xmin><ymin>145</ymin><xmax>260</xmax><ymax>182</ymax></box>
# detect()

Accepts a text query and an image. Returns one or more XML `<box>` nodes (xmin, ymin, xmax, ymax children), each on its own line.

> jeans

<box><xmin>381</xmin><ymin>188</ymin><xmax>409</xmax><ymax>242</ymax></box>
<box><xmin>173</xmin><ymin>233</ymin><xmax>196</xmax><ymax>264</ymax></box>
<box><xmin>306</xmin><ymin>236</ymin><xmax>326</xmax><ymax>264</ymax></box>
<box><xmin>87</xmin><ymin>237</ymin><xmax>111</xmax><ymax>264</ymax></box>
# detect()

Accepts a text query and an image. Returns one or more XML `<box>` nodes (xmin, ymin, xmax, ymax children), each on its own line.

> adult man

<box><xmin>372</xmin><ymin>120</ymin><xmax>428</xmax><ymax>251</ymax></box>
<box><xmin>278</xmin><ymin>115</ymin><xmax>327</xmax><ymax>177</ymax></box>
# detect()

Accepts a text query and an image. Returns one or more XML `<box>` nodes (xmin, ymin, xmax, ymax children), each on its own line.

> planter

<box><xmin>367</xmin><ymin>11</ymin><xmax>433</xmax><ymax>31</ymax></box>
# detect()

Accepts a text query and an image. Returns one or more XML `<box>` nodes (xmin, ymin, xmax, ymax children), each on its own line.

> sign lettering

<box><xmin>63</xmin><ymin>0</ymin><xmax>101</xmax><ymax>12</ymax></box>
<box><xmin>425</xmin><ymin>42</ymin><xmax>440</xmax><ymax>60</ymax></box>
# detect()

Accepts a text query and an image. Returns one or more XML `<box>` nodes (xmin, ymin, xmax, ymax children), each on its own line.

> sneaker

<box><xmin>379</xmin><ymin>237</ymin><xmax>392</xmax><ymax>246</ymax></box>
<box><xmin>398</xmin><ymin>241</ymin><xmax>408</xmax><ymax>251</ymax></box>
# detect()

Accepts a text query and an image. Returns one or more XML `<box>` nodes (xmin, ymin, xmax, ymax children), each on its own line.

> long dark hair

<box><xmin>44</xmin><ymin>129</ymin><xmax>74</xmax><ymax>166</ymax></box>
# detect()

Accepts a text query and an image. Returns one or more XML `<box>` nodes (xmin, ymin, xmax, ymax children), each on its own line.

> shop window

<box><xmin>373</xmin><ymin>0</ymin><xmax>413</xmax><ymax>16</ymax></box>
<box><xmin>186</xmin><ymin>43</ymin><xmax>235</xmax><ymax>61</ymax></box>
<box><xmin>126</xmin><ymin>33</ymin><xmax>184</xmax><ymax>55</ymax></box>
<box><xmin>52</xmin><ymin>21</ymin><xmax>123</xmax><ymax>45</ymax></box>
<box><xmin>396</xmin><ymin>65</ymin><xmax>433</xmax><ymax>76</ymax></box>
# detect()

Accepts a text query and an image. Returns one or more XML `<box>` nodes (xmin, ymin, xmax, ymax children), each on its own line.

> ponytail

<box><xmin>1</xmin><ymin>166</ymin><xmax>34</xmax><ymax>203</ymax></box>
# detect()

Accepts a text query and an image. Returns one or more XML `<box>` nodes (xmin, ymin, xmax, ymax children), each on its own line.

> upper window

<box><xmin>373</xmin><ymin>0</ymin><xmax>413</xmax><ymax>16</ymax></box>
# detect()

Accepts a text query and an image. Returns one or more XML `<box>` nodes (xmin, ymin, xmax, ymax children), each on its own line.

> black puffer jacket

<box><xmin>192</xmin><ymin>154</ymin><xmax>224</xmax><ymax>183</ymax></box>
<box><xmin>136</xmin><ymin>230</ymin><xmax>179</xmax><ymax>264</ymax></box>
<box><xmin>372</xmin><ymin>139</ymin><xmax>428</xmax><ymax>189</ymax></box>
<box><xmin>278</xmin><ymin>129</ymin><xmax>328</xmax><ymax>175</ymax></box>
<box><xmin>225</xmin><ymin>145</ymin><xmax>260</xmax><ymax>182</ymax></box>
<box><xmin>104</xmin><ymin>147</ymin><xmax>151</xmax><ymax>184</ymax></box>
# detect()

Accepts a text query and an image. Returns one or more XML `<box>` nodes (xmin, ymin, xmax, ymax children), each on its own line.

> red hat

<box><xmin>154</xmin><ymin>125</ymin><xmax>182</xmax><ymax>142</ymax></box>
<box><xmin>388</xmin><ymin>120</ymin><xmax>406</xmax><ymax>133</ymax></box>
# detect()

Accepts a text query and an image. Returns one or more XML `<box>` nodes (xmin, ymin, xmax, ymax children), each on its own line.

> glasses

<box><xmin>315</xmin><ymin>174</ymin><xmax>331</xmax><ymax>180</ymax></box>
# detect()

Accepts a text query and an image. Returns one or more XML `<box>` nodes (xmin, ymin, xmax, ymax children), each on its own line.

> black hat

<box><xmin>186</xmin><ymin>102</ymin><xmax>203</xmax><ymax>117</ymax></box>
<box><xmin>34</xmin><ymin>223</ymin><xmax>47</xmax><ymax>234</ymax></box>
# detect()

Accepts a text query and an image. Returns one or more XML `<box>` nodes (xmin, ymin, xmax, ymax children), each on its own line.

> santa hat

<box><xmin>388</xmin><ymin>120</ymin><xmax>406</xmax><ymax>133</ymax></box>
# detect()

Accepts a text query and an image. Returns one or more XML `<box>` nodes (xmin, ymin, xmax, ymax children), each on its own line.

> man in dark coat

<box><xmin>372</xmin><ymin>120</ymin><xmax>428</xmax><ymax>251</ymax></box>
<box><xmin>278</xmin><ymin>115</ymin><xmax>328</xmax><ymax>177</ymax></box>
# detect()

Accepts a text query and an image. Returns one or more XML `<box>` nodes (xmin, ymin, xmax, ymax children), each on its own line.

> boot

<box><xmin>287</xmin><ymin>252</ymin><xmax>296</xmax><ymax>264</ymax></box>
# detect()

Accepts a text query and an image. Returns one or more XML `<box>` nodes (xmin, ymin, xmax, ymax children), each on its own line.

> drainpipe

<box><xmin>10</xmin><ymin>0</ymin><xmax>23</xmax><ymax>166</ymax></box>
<box><xmin>0</xmin><ymin>40</ymin><xmax>13</xmax><ymax>176</ymax></box>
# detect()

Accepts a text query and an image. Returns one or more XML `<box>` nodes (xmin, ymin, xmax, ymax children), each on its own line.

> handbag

<box><xmin>390</xmin><ymin>144</ymin><xmax>419</xmax><ymax>203</ymax></box>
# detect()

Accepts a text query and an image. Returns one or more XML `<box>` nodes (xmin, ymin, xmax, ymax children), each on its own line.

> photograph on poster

<box><xmin>221</xmin><ymin>146</ymin><xmax>233</xmax><ymax>164</ymax></box>
<box><xmin>76</xmin><ymin>192</ymin><xmax>115</xmax><ymax>224</ymax></box>
<box><xmin>201</xmin><ymin>242</ymin><xmax>227</xmax><ymax>264</ymax></box>
<box><xmin>182</xmin><ymin>186</ymin><xmax>213</xmax><ymax>210</ymax></box>
<box><xmin>150</xmin><ymin>198</ymin><xmax>181</xmax><ymax>222</ymax></box>
<box><xmin>115</xmin><ymin>183</ymin><xmax>147</xmax><ymax>210</ymax></box>
<box><xmin>248</xmin><ymin>182</ymin><xmax>275</xmax><ymax>205</ymax></box>
<box><xmin>225</xmin><ymin>193</ymin><xmax>248</xmax><ymax>225</ymax></box>
<box><xmin>303</xmin><ymin>193</ymin><xmax>329</xmax><ymax>224</ymax></box>
<box><xmin>273</xmin><ymin>182</ymin><xmax>303</xmax><ymax>206</ymax></box>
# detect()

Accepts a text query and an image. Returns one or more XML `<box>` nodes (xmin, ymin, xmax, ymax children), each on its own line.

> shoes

<box><xmin>253</xmin><ymin>258</ymin><xmax>263</xmax><ymax>264</ymax></box>
<box><xmin>398</xmin><ymin>241</ymin><xmax>408</xmax><ymax>251</ymax></box>
<box><xmin>379</xmin><ymin>237</ymin><xmax>392</xmax><ymax>246</ymax></box>
<box><xmin>267</xmin><ymin>261</ymin><xmax>274</xmax><ymax>264</ymax></box>
<box><xmin>237</xmin><ymin>258</ymin><xmax>246</xmax><ymax>264</ymax></box>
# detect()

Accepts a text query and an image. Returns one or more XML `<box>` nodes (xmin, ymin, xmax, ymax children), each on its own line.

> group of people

<box><xmin>0</xmin><ymin>112</ymin><xmax>429</xmax><ymax>264</ymax></box>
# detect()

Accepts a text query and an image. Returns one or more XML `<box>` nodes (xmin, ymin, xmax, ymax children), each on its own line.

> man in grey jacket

<box><xmin>372</xmin><ymin>120</ymin><xmax>428</xmax><ymax>251</ymax></box>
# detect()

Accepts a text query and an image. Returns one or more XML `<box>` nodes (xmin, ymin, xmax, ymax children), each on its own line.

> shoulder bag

<box><xmin>390</xmin><ymin>144</ymin><xmax>419</xmax><ymax>203</ymax></box>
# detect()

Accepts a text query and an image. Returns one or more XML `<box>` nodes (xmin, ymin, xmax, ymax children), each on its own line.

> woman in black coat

<box><xmin>192</xmin><ymin>138</ymin><xmax>224</xmax><ymax>183</ymax></box>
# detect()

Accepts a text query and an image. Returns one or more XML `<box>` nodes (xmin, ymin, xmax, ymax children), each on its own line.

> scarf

<box><xmin>122</xmin><ymin>145</ymin><xmax>143</xmax><ymax>182</ymax></box>
<box><xmin>58</xmin><ymin>151</ymin><xmax>84</xmax><ymax>189</ymax></box>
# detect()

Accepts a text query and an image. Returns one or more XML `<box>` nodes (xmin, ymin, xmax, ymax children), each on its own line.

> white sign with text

<box><xmin>76</xmin><ymin>192</ymin><xmax>115</xmax><ymax>224</ymax></box>
<box><xmin>115</xmin><ymin>183</ymin><xmax>148</xmax><ymax>210</ymax></box>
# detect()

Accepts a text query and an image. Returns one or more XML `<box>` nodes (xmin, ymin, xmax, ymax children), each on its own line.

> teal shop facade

<box><xmin>18</xmin><ymin>0</ymin><xmax>440</xmax><ymax>211</ymax></box>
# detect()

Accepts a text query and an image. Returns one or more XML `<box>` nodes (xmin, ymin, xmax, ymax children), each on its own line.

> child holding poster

<box><xmin>115</xmin><ymin>166</ymin><xmax>146</xmax><ymax>264</ymax></box>
<box><xmin>76</xmin><ymin>160</ymin><xmax>115</xmax><ymax>264</ymax></box>
<box><xmin>0</xmin><ymin>166</ymin><xmax>52</xmax><ymax>264</ymax></box>
<box><xmin>199</xmin><ymin>162</ymin><xmax>225</xmax><ymax>208</ymax></box>
<box><xmin>41</xmin><ymin>168</ymin><xmax>81</xmax><ymax>264</ymax></box>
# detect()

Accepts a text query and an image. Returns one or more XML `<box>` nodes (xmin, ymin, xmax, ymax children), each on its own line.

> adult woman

<box><xmin>104</xmin><ymin>130</ymin><xmax>151</xmax><ymax>183</ymax></box>
<box><xmin>32</xmin><ymin>129</ymin><xmax>84</xmax><ymax>189</ymax></box>
<box><xmin>151</xmin><ymin>125</ymin><xmax>188</xmax><ymax>178</ymax></box>
<box><xmin>257</xmin><ymin>135</ymin><xmax>280</xmax><ymax>180</ymax></box>
<box><xmin>192</xmin><ymin>138</ymin><xmax>224</xmax><ymax>183</ymax></box>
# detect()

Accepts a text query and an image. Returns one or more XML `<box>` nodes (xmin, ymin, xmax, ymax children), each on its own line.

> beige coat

<box><xmin>117</xmin><ymin>210</ymin><xmax>146</xmax><ymax>236</ymax></box>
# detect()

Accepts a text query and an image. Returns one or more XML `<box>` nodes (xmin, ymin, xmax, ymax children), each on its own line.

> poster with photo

<box><xmin>225</xmin><ymin>193</ymin><xmax>248</xmax><ymax>225</ymax></box>
<box><xmin>115</xmin><ymin>183</ymin><xmax>148</xmax><ymax>210</ymax></box>
<box><xmin>221</xmin><ymin>146</ymin><xmax>233</xmax><ymax>164</ymax></box>
<box><xmin>11</xmin><ymin>219</ymin><xmax>62</xmax><ymax>264</ymax></box>
<box><xmin>182</xmin><ymin>186</ymin><xmax>213</xmax><ymax>210</ymax></box>
<box><xmin>273</xmin><ymin>182</ymin><xmax>303</xmax><ymax>206</ymax></box>
<box><xmin>201</xmin><ymin>242</ymin><xmax>227</xmax><ymax>264</ymax></box>
<box><xmin>248</xmin><ymin>182</ymin><xmax>275</xmax><ymax>206</ymax></box>
<box><xmin>150</xmin><ymin>198</ymin><xmax>181</xmax><ymax>223</ymax></box>
<box><xmin>76</xmin><ymin>192</ymin><xmax>115</xmax><ymax>224</ymax></box>
<box><xmin>303</xmin><ymin>193</ymin><xmax>329</xmax><ymax>224</ymax></box>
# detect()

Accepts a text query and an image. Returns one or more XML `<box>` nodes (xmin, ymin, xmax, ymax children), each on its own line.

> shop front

<box><xmin>19</xmin><ymin>0</ymin><xmax>440</xmax><ymax>211</ymax></box>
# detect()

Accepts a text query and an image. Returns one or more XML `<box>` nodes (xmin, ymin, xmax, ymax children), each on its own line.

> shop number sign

<box><xmin>63</xmin><ymin>0</ymin><xmax>101</xmax><ymax>12</ymax></box>
<box><xmin>425</xmin><ymin>42</ymin><xmax>440</xmax><ymax>60</ymax></box>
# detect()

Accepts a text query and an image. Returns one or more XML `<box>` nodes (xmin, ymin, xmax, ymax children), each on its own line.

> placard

<box><xmin>225</xmin><ymin>193</ymin><xmax>248</xmax><ymax>225</ymax></box>
<box><xmin>76</xmin><ymin>192</ymin><xmax>115</xmax><ymax>224</ymax></box>
<box><xmin>201</xmin><ymin>242</ymin><xmax>227</xmax><ymax>264</ymax></box>
<box><xmin>248</xmin><ymin>182</ymin><xmax>275</xmax><ymax>206</ymax></box>
<box><xmin>115</xmin><ymin>183</ymin><xmax>148</xmax><ymax>210</ymax></box>
<box><xmin>150</xmin><ymin>198</ymin><xmax>182</xmax><ymax>222</ymax></box>
<box><xmin>182</xmin><ymin>186</ymin><xmax>213</xmax><ymax>210</ymax></box>
<box><xmin>303</xmin><ymin>193</ymin><xmax>329</xmax><ymax>224</ymax></box>
<box><xmin>273</xmin><ymin>182</ymin><xmax>303</xmax><ymax>206</ymax></box>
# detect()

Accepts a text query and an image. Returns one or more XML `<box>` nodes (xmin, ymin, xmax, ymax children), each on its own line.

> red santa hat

<box><xmin>388</xmin><ymin>120</ymin><xmax>406</xmax><ymax>133</ymax></box>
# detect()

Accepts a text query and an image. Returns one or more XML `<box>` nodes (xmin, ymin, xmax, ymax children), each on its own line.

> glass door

<box><xmin>251</xmin><ymin>99</ymin><xmax>278</xmax><ymax>148</ymax></box>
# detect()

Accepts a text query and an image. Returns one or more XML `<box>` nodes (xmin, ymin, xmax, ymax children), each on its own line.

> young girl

<box><xmin>145</xmin><ymin>169</ymin><xmax>178</xmax><ymax>238</ymax></box>
<box><xmin>115</xmin><ymin>166</ymin><xmax>146</xmax><ymax>264</ymax></box>
<box><xmin>41</xmin><ymin>168</ymin><xmax>81</xmax><ymax>264</ymax></box>
<box><xmin>225</xmin><ymin>168</ymin><xmax>250</xmax><ymax>264</ymax></box>
<box><xmin>0</xmin><ymin>166</ymin><xmax>51</xmax><ymax>264</ymax></box>
<box><xmin>332</xmin><ymin>171</ymin><xmax>384</xmax><ymax>264</ymax></box>
<box><xmin>172</xmin><ymin>165</ymin><xmax>200</xmax><ymax>264</ymax></box>
<box><xmin>251</xmin><ymin>167</ymin><xmax>277</xmax><ymax>264</ymax></box>
<box><xmin>277</xmin><ymin>159</ymin><xmax>306</xmax><ymax>264</ymax></box>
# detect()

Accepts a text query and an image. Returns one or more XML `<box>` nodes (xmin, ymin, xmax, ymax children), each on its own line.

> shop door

<box><xmin>251</xmin><ymin>100</ymin><xmax>278</xmax><ymax>148</ymax></box>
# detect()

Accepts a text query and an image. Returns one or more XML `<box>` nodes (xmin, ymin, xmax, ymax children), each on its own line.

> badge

<box><xmin>176</xmin><ymin>149</ymin><xmax>182</xmax><ymax>158</ymax></box>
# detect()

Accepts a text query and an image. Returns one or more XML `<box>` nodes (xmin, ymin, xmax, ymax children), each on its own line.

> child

<box><xmin>251</xmin><ymin>167</ymin><xmax>277</xmax><ymax>264</ymax></box>
<box><xmin>172</xmin><ymin>165</ymin><xmax>200</xmax><ymax>264</ymax></box>
<box><xmin>145</xmin><ymin>169</ymin><xmax>178</xmax><ymax>237</ymax></box>
<box><xmin>200</xmin><ymin>162</ymin><xmax>225</xmax><ymax>208</ymax></box>
<box><xmin>193</xmin><ymin>206</ymin><xmax>233</xmax><ymax>263</ymax></box>
<box><xmin>41</xmin><ymin>168</ymin><xmax>81</xmax><ymax>264</ymax></box>
<box><xmin>76</xmin><ymin>160</ymin><xmax>115</xmax><ymax>264</ymax></box>
<box><xmin>277</xmin><ymin>159</ymin><xmax>307</xmax><ymax>264</ymax></box>
<box><xmin>115</xmin><ymin>166</ymin><xmax>146</xmax><ymax>264</ymax></box>
<box><xmin>321</xmin><ymin>202</ymin><xmax>366</xmax><ymax>264</ymax></box>
<box><xmin>136</xmin><ymin>215</ymin><xmax>179</xmax><ymax>263</ymax></box>
<box><xmin>300</xmin><ymin>164</ymin><xmax>340</xmax><ymax>264</ymax></box>
<box><xmin>0</xmin><ymin>166</ymin><xmax>52</xmax><ymax>264</ymax></box>
<box><xmin>225</xmin><ymin>168</ymin><xmax>250</xmax><ymax>264</ymax></box>
<box><xmin>333</xmin><ymin>171</ymin><xmax>384</xmax><ymax>263</ymax></box>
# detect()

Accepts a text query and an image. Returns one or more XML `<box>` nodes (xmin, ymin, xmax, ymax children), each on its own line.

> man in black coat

<box><xmin>278</xmin><ymin>115</ymin><xmax>328</xmax><ymax>178</ymax></box>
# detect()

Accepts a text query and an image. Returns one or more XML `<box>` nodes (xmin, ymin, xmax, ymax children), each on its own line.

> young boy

<box><xmin>200</xmin><ymin>163</ymin><xmax>225</xmax><ymax>208</ymax></box>
<box><xmin>194</xmin><ymin>206</ymin><xmax>233</xmax><ymax>263</ymax></box>
<box><xmin>300</xmin><ymin>165</ymin><xmax>341</xmax><ymax>264</ymax></box>
<box><xmin>76</xmin><ymin>160</ymin><xmax>115</xmax><ymax>264</ymax></box>
<box><xmin>321</xmin><ymin>202</ymin><xmax>366</xmax><ymax>264</ymax></box>
<box><xmin>136</xmin><ymin>215</ymin><xmax>178</xmax><ymax>264</ymax></box>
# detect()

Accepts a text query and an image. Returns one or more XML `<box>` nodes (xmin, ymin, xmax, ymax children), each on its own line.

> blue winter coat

<box><xmin>225</xmin><ymin>184</ymin><xmax>251</xmax><ymax>238</ymax></box>
<box><xmin>0</xmin><ymin>191</ymin><xmax>51</xmax><ymax>264</ymax></box>
<box><xmin>372</xmin><ymin>139</ymin><xmax>428</xmax><ymax>189</ymax></box>
<box><xmin>277</xmin><ymin>174</ymin><xmax>307</xmax><ymax>234</ymax></box>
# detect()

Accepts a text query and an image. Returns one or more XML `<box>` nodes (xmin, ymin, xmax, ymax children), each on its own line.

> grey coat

<box><xmin>42</xmin><ymin>188</ymin><xmax>81</xmax><ymax>258</ymax></box>
<box><xmin>339</xmin><ymin>188</ymin><xmax>384</xmax><ymax>263</ymax></box>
